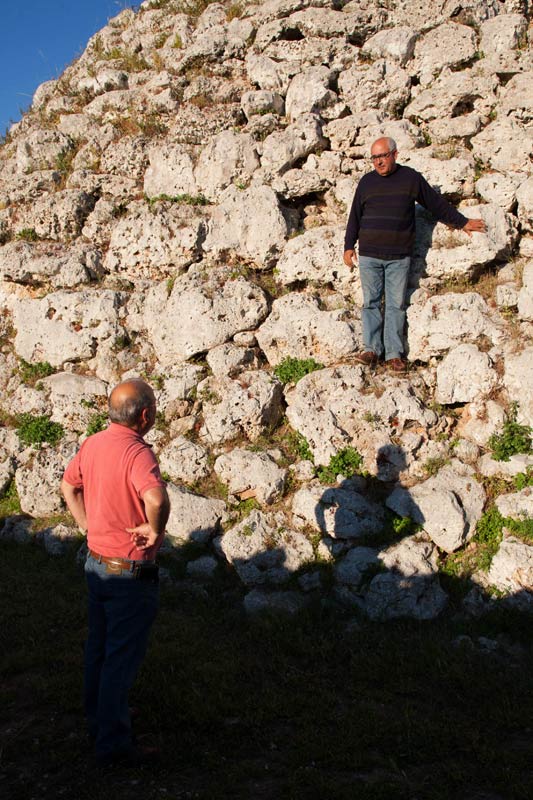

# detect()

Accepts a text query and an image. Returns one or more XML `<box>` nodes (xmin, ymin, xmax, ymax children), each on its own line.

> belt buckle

<box><xmin>105</xmin><ymin>561</ymin><xmax>124</xmax><ymax>575</ymax></box>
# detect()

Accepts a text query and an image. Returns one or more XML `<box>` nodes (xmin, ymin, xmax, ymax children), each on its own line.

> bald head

<box><xmin>108</xmin><ymin>379</ymin><xmax>156</xmax><ymax>430</ymax></box>
<box><xmin>372</xmin><ymin>136</ymin><xmax>397</xmax><ymax>153</ymax></box>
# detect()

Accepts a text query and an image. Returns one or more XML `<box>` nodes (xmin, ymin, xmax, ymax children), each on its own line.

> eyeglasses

<box><xmin>370</xmin><ymin>150</ymin><xmax>396</xmax><ymax>162</ymax></box>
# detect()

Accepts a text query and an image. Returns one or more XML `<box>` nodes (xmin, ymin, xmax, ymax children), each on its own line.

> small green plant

<box><xmin>16</xmin><ymin>228</ymin><xmax>39</xmax><ymax>242</ymax></box>
<box><xmin>146</xmin><ymin>193</ymin><xmax>209</xmax><ymax>207</ymax></box>
<box><xmin>173</xmin><ymin>34</ymin><xmax>183</xmax><ymax>49</ymax></box>
<box><xmin>0</xmin><ymin>478</ymin><xmax>21</xmax><ymax>518</ymax></box>
<box><xmin>16</xmin><ymin>413</ymin><xmax>64</xmax><ymax>447</ymax></box>
<box><xmin>86</xmin><ymin>412</ymin><xmax>108</xmax><ymax>437</ymax></box>
<box><xmin>513</xmin><ymin>467</ymin><xmax>533</xmax><ymax>491</ymax></box>
<box><xmin>488</xmin><ymin>403</ymin><xmax>533</xmax><ymax>462</ymax></box>
<box><xmin>19</xmin><ymin>359</ymin><xmax>54</xmax><ymax>386</ymax></box>
<box><xmin>473</xmin><ymin>506</ymin><xmax>505</xmax><ymax>570</ymax></box>
<box><xmin>422</xmin><ymin>456</ymin><xmax>449</xmax><ymax>477</ymax></box>
<box><xmin>317</xmin><ymin>447</ymin><xmax>363</xmax><ymax>484</ymax></box>
<box><xmin>273</xmin><ymin>357</ymin><xmax>324</xmax><ymax>385</ymax></box>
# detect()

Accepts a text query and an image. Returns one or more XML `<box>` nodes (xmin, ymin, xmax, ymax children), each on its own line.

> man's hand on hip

<box><xmin>463</xmin><ymin>218</ymin><xmax>487</xmax><ymax>236</ymax></box>
<box><xmin>127</xmin><ymin>522</ymin><xmax>162</xmax><ymax>550</ymax></box>
<box><xmin>344</xmin><ymin>249</ymin><xmax>357</xmax><ymax>268</ymax></box>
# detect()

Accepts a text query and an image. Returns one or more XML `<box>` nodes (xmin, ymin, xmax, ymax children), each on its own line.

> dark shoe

<box><xmin>385</xmin><ymin>357</ymin><xmax>407</xmax><ymax>373</ymax></box>
<box><xmin>354</xmin><ymin>351</ymin><xmax>378</xmax><ymax>366</ymax></box>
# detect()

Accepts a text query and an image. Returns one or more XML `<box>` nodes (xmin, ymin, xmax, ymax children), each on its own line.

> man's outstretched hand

<box><xmin>463</xmin><ymin>218</ymin><xmax>487</xmax><ymax>236</ymax></box>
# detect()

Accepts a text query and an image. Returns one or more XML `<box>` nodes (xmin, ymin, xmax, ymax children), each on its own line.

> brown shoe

<box><xmin>354</xmin><ymin>351</ymin><xmax>378</xmax><ymax>366</ymax></box>
<box><xmin>385</xmin><ymin>357</ymin><xmax>407</xmax><ymax>373</ymax></box>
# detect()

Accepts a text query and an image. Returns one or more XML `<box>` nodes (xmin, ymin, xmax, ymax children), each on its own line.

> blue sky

<box><xmin>1</xmin><ymin>0</ymin><xmax>134</xmax><ymax>134</ymax></box>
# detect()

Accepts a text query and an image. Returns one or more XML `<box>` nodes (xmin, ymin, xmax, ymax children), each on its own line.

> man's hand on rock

<box><xmin>463</xmin><ymin>218</ymin><xmax>487</xmax><ymax>236</ymax></box>
<box><xmin>344</xmin><ymin>249</ymin><xmax>357</xmax><ymax>268</ymax></box>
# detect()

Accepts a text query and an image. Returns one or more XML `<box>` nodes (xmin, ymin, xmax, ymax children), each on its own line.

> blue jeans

<box><xmin>84</xmin><ymin>553</ymin><xmax>159</xmax><ymax>759</ymax></box>
<box><xmin>358</xmin><ymin>256</ymin><xmax>411</xmax><ymax>360</ymax></box>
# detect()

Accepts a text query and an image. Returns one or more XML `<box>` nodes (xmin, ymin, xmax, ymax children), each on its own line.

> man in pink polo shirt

<box><xmin>61</xmin><ymin>378</ymin><xmax>170</xmax><ymax>767</ymax></box>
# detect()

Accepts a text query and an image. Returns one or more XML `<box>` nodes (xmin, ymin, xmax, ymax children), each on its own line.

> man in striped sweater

<box><xmin>343</xmin><ymin>137</ymin><xmax>486</xmax><ymax>372</ymax></box>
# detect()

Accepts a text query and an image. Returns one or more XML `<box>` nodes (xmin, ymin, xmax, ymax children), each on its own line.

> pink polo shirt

<box><xmin>63</xmin><ymin>422</ymin><xmax>166</xmax><ymax>560</ymax></box>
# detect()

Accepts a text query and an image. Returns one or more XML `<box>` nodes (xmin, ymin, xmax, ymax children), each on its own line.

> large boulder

<box><xmin>291</xmin><ymin>485</ymin><xmax>385</xmax><ymax>540</ymax></box>
<box><xmin>214</xmin><ymin>448</ymin><xmax>287</xmax><ymax>506</ymax></box>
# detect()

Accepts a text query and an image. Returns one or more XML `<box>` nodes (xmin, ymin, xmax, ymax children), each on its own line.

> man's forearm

<box><xmin>143</xmin><ymin>487</ymin><xmax>171</xmax><ymax>536</ymax></box>
<box><xmin>60</xmin><ymin>480</ymin><xmax>88</xmax><ymax>532</ymax></box>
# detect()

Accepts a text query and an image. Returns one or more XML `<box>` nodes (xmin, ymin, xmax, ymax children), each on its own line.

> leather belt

<box><xmin>88</xmin><ymin>548</ymin><xmax>155</xmax><ymax>569</ymax></box>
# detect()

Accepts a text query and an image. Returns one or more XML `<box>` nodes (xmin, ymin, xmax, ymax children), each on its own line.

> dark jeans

<box><xmin>84</xmin><ymin>553</ymin><xmax>159</xmax><ymax>759</ymax></box>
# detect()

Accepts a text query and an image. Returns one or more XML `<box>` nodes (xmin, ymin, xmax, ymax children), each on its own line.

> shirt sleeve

<box><xmin>415</xmin><ymin>173</ymin><xmax>468</xmax><ymax>229</ymax></box>
<box><xmin>344</xmin><ymin>180</ymin><xmax>364</xmax><ymax>251</ymax></box>
<box><xmin>130</xmin><ymin>446</ymin><xmax>166</xmax><ymax>499</ymax></box>
<box><xmin>63</xmin><ymin>447</ymin><xmax>84</xmax><ymax>488</ymax></box>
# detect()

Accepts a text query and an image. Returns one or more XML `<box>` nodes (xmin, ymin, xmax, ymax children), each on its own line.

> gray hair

<box><xmin>108</xmin><ymin>380</ymin><xmax>155</xmax><ymax>427</ymax></box>
<box><xmin>385</xmin><ymin>137</ymin><xmax>397</xmax><ymax>151</ymax></box>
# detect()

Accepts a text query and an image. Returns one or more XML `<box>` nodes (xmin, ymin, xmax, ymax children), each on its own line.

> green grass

<box><xmin>1</xmin><ymin>541</ymin><xmax>533</xmax><ymax>799</ymax></box>
<box><xmin>316</xmin><ymin>447</ymin><xmax>363</xmax><ymax>484</ymax></box>
<box><xmin>85</xmin><ymin>412</ymin><xmax>108</xmax><ymax>437</ymax></box>
<box><xmin>0</xmin><ymin>478</ymin><xmax>21</xmax><ymax>517</ymax></box>
<box><xmin>273</xmin><ymin>357</ymin><xmax>324</xmax><ymax>385</ymax></box>
<box><xmin>19</xmin><ymin>358</ymin><xmax>54</xmax><ymax>386</ymax></box>
<box><xmin>488</xmin><ymin>403</ymin><xmax>533</xmax><ymax>462</ymax></box>
<box><xmin>16</xmin><ymin>413</ymin><xmax>64</xmax><ymax>447</ymax></box>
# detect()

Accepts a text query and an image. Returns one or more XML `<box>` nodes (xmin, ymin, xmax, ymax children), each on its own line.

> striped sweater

<box><xmin>344</xmin><ymin>164</ymin><xmax>468</xmax><ymax>259</ymax></box>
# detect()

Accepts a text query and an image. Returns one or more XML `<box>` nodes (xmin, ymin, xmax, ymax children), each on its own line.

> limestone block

<box><xmin>364</xmin><ymin>571</ymin><xmax>447</xmax><ymax>620</ymax></box>
<box><xmin>496</xmin><ymin>283</ymin><xmax>519</xmax><ymax>309</ymax></box>
<box><xmin>103</xmin><ymin>201</ymin><xmax>205</xmax><ymax>280</ymax></box>
<box><xmin>427</xmin><ymin>114</ymin><xmax>482</xmax><ymax>144</ymax></box>
<box><xmin>475</xmin><ymin>172</ymin><xmax>523</xmax><ymax>212</ymax></box>
<box><xmin>488</xmin><ymin>536</ymin><xmax>533</xmax><ymax>596</ymax></box>
<box><xmin>206</xmin><ymin>343</ymin><xmax>259</xmax><ymax>379</ymax></box>
<box><xmin>143</xmin><ymin>143</ymin><xmax>197</xmax><ymax>198</ymax></box>
<box><xmin>214</xmin><ymin>448</ymin><xmax>287</xmax><ymax>506</ymax></box>
<box><xmin>0</xmin><ymin>241</ymin><xmax>102</xmax><ymax>289</ymax></box>
<box><xmin>470</xmin><ymin>119</ymin><xmax>533</xmax><ymax>173</ymax></box>
<box><xmin>271</xmin><ymin>168</ymin><xmax>330</xmax><ymax>200</ymax></box>
<box><xmin>204</xmin><ymin>184</ymin><xmax>288</xmax><ymax>268</ymax></box>
<box><xmin>12</xmin><ymin>289</ymin><xmax>122</xmax><ymax>367</ymax></box>
<box><xmin>43</xmin><ymin>524</ymin><xmax>80</xmax><ymax>556</ymax></box>
<box><xmin>517</xmin><ymin>260</ymin><xmax>533</xmax><ymax>320</ymax></box>
<box><xmin>405</xmin><ymin>69</ymin><xmax>497</xmax><ymax>123</ymax></box>
<box><xmin>516</xmin><ymin>178</ymin><xmax>533</xmax><ymax>235</ymax></box>
<box><xmin>199</xmin><ymin>371</ymin><xmax>284</xmax><ymax>445</ymax></box>
<box><xmin>78</xmin><ymin>69</ymin><xmax>128</xmax><ymax>97</ymax></box>
<box><xmin>245</xmin><ymin>52</ymin><xmax>293</xmax><ymax>94</ymax></box>
<box><xmin>16</xmin><ymin>441</ymin><xmax>77</xmax><ymax>517</ymax></box>
<box><xmin>165</xmin><ymin>483</ymin><xmax>226</xmax><ymax>545</ymax></box>
<box><xmin>411</xmin><ymin>23</ymin><xmax>477</xmax><ymax>85</ymax></box>
<box><xmin>274</xmin><ymin>227</ymin><xmax>353</xmax><ymax>292</ymax></box>
<box><xmin>285</xmin><ymin>365</ymin><xmax>436</xmax><ymax>467</ymax></box>
<box><xmin>285</xmin><ymin>67</ymin><xmax>342</xmax><ymax>122</ymax></box>
<box><xmin>241</xmin><ymin>90</ymin><xmax>284</xmax><ymax>120</ymax></box>
<box><xmin>158</xmin><ymin>436</ymin><xmax>210</xmax><ymax>484</ymax></box>
<box><xmin>435</xmin><ymin>344</ymin><xmax>498</xmax><ymax>404</ymax></box>
<box><xmin>386</xmin><ymin>464</ymin><xmax>485</xmax><ymax>552</ymax></box>
<box><xmin>259</xmin><ymin>114</ymin><xmax>328</xmax><ymax>177</ymax></box>
<box><xmin>407</xmin><ymin>292</ymin><xmax>503</xmax><ymax>363</ymax></box>
<box><xmin>338</xmin><ymin>60</ymin><xmax>411</xmax><ymax>118</ymax></box>
<box><xmin>334</xmin><ymin>547</ymin><xmax>381</xmax><ymax>589</ymax></box>
<box><xmin>256</xmin><ymin>293</ymin><xmax>359</xmax><ymax>367</ymax></box>
<box><xmin>499</xmin><ymin>72</ymin><xmax>533</xmax><ymax>124</ymax></box>
<box><xmin>292</xmin><ymin>485</ymin><xmax>385</xmax><ymax>540</ymax></box>
<box><xmin>142</xmin><ymin>275</ymin><xmax>268</xmax><ymax>365</ymax></box>
<box><xmin>220</xmin><ymin>510</ymin><xmax>313</xmax><ymax>586</ymax></box>
<box><xmin>16</xmin><ymin>129</ymin><xmax>73</xmax><ymax>174</ymax></box>
<box><xmin>503</xmin><ymin>346</ymin><xmax>533</xmax><ymax>426</ymax></box>
<box><xmin>194</xmin><ymin>130</ymin><xmax>260</xmax><ymax>202</ymax></box>
<box><xmin>41</xmin><ymin>372</ymin><xmax>108</xmax><ymax>432</ymax></box>
<box><xmin>100</xmin><ymin>135</ymin><xmax>149</xmax><ymax>181</ymax></box>
<box><xmin>21</xmin><ymin>190</ymin><xmax>97</xmax><ymax>241</ymax></box>
<box><xmin>361</xmin><ymin>27</ymin><xmax>418</xmax><ymax>66</ymax></box>
<box><xmin>480</xmin><ymin>13</ymin><xmax>528</xmax><ymax>54</ymax></box>
<box><xmin>496</xmin><ymin>489</ymin><xmax>533</xmax><ymax>521</ymax></box>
